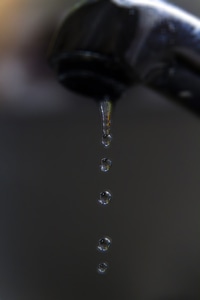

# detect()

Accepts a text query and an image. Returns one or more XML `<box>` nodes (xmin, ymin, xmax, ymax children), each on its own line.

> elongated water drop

<box><xmin>97</xmin><ymin>262</ymin><xmax>109</xmax><ymax>275</ymax></box>
<box><xmin>97</xmin><ymin>236</ymin><xmax>112</xmax><ymax>252</ymax></box>
<box><xmin>100</xmin><ymin>158</ymin><xmax>112</xmax><ymax>172</ymax></box>
<box><xmin>97</xmin><ymin>98</ymin><xmax>114</xmax><ymax>275</ymax></box>
<box><xmin>100</xmin><ymin>99</ymin><xmax>113</xmax><ymax>148</ymax></box>
<box><xmin>98</xmin><ymin>190</ymin><xmax>112</xmax><ymax>206</ymax></box>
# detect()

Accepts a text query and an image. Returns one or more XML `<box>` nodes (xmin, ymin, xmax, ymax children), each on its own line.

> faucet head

<box><xmin>48</xmin><ymin>0</ymin><xmax>200</xmax><ymax>114</ymax></box>
<box><xmin>48</xmin><ymin>0</ymin><xmax>137</xmax><ymax>101</ymax></box>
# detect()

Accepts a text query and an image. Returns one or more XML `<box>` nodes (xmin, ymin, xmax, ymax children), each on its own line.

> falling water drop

<box><xmin>98</xmin><ymin>190</ymin><xmax>112</xmax><ymax>206</ymax></box>
<box><xmin>100</xmin><ymin>158</ymin><xmax>112</xmax><ymax>173</ymax></box>
<box><xmin>97</xmin><ymin>98</ymin><xmax>114</xmax><ymax>274</ymax></box>
<box><xmin>100</xmin><ymin>98</ymin><xmax>113</xmax><ymax>148</ymax></box>
<box><xmin>102</xmin><ymin>134</ymin><xmax>112</xmax><ymax>148</ymax></box>
<box><xmin>97</xmin><ymin>262</ymin><xmax>109</xmax><ymax>275</ymax></box>
<box><xmin>97</xmin><ymin>236</ymin><xmax>112</xmax><ymax>252</ymax></box>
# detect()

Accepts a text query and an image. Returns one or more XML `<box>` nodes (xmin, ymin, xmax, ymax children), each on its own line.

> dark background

<box><xmin>0</xmin><ymin>1</ymin><xmax>200</xmax><ymax>299</ymax></box>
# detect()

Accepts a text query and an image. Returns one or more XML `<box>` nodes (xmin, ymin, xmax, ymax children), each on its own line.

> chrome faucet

<box><xmin>48</xmin><ymin>0</ymin><xmax>200</xmax><ymax>114</ymax></box>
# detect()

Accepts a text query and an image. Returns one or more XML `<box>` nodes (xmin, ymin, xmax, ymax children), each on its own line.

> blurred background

<box><xmin>0</xmin><ymin>0</ymin><xmax>200</xmax><ymax>299</ymax></box>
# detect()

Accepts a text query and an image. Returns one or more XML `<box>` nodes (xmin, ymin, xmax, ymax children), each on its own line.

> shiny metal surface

<box><xmin>49</xmin><ymin>0</ymin><xmax>200</xmax><ymax>114</ymax></box>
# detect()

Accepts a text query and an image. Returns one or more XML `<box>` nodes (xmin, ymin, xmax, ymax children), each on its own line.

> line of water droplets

<box><xmin>97</xmin><ymin>98</ymin><xmax>113</xmax><ymax>275</ymax></box>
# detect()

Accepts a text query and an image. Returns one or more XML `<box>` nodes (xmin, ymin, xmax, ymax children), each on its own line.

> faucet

<box><xmin>48</xmin><ymin>0</ymin><xmax>200</xmax><ymax>115</ymax></box>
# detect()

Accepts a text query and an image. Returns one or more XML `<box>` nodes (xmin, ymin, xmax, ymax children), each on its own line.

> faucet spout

<box><xmin>48</xmin><ymin>0</ymin><xmax>200</xmax><ymax>114</ymax></box>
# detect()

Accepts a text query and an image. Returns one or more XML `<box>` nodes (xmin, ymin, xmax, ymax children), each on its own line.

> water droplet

<box><xmin>102</xmin><ymin>134</ymin><xmax>112</xmax><ymax>148</ymax></box>
<box><xmin>98</xmin><ymin>190</ymin><xmax>112</xmax><ymax>206</ymax></box>
<box><xmin>100</xmin><ymin>158</ymin><xmax>112</xmax><ymax>172</ymax></box>
<box><xmin>100</xmin><ymin>99</ymin><xmax>113</xmax><ymax>148</ymax></box>
<box><xmin>97</xmin><ymin>262</ymin><xmax>109</xmax><ymax>275</ymax></box>
<box><xmin>178</xmin><ymin>90</ymin><xmax>192</xmax><ymax>99</ymax></box>
<box><xmin>97</xmin><ymin>236</ymin><xmax>112</xmax><ymax>252</ymax></box>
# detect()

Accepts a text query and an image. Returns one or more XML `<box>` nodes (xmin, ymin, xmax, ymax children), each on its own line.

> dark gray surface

<box><xmin>0</xmin><ymin>97</ymin><xmax>200</xmax><ymax>299</ymax></box>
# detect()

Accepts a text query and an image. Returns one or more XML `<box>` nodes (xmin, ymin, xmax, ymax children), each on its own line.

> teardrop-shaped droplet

<box><xmin>97</xmin><ymin>236</ymin><xmax>112</xmax><ymax>252</ymax></box>
<box><xmin>98</xmin><ymin>190</ymin><xmax>112</xmax><ymax>206</ymax></box>
<box><xmin>100</xmin><ymin>99</ymin><xmax>113</xmax><ymax>148</ymax></box>
<box><xmin>100</xmin><ymin>158</ymin><xmax>112</xmax><ymax>173</ymax></box>
<box><xmin>97</xmin><ymin>262</ymin><xmax>109</xmax><ymax>275</ymax></box>
<box><xmin>102</xmin><ymin>134</ymin><xmax>112</xmax><ymax>148</ymax></box>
